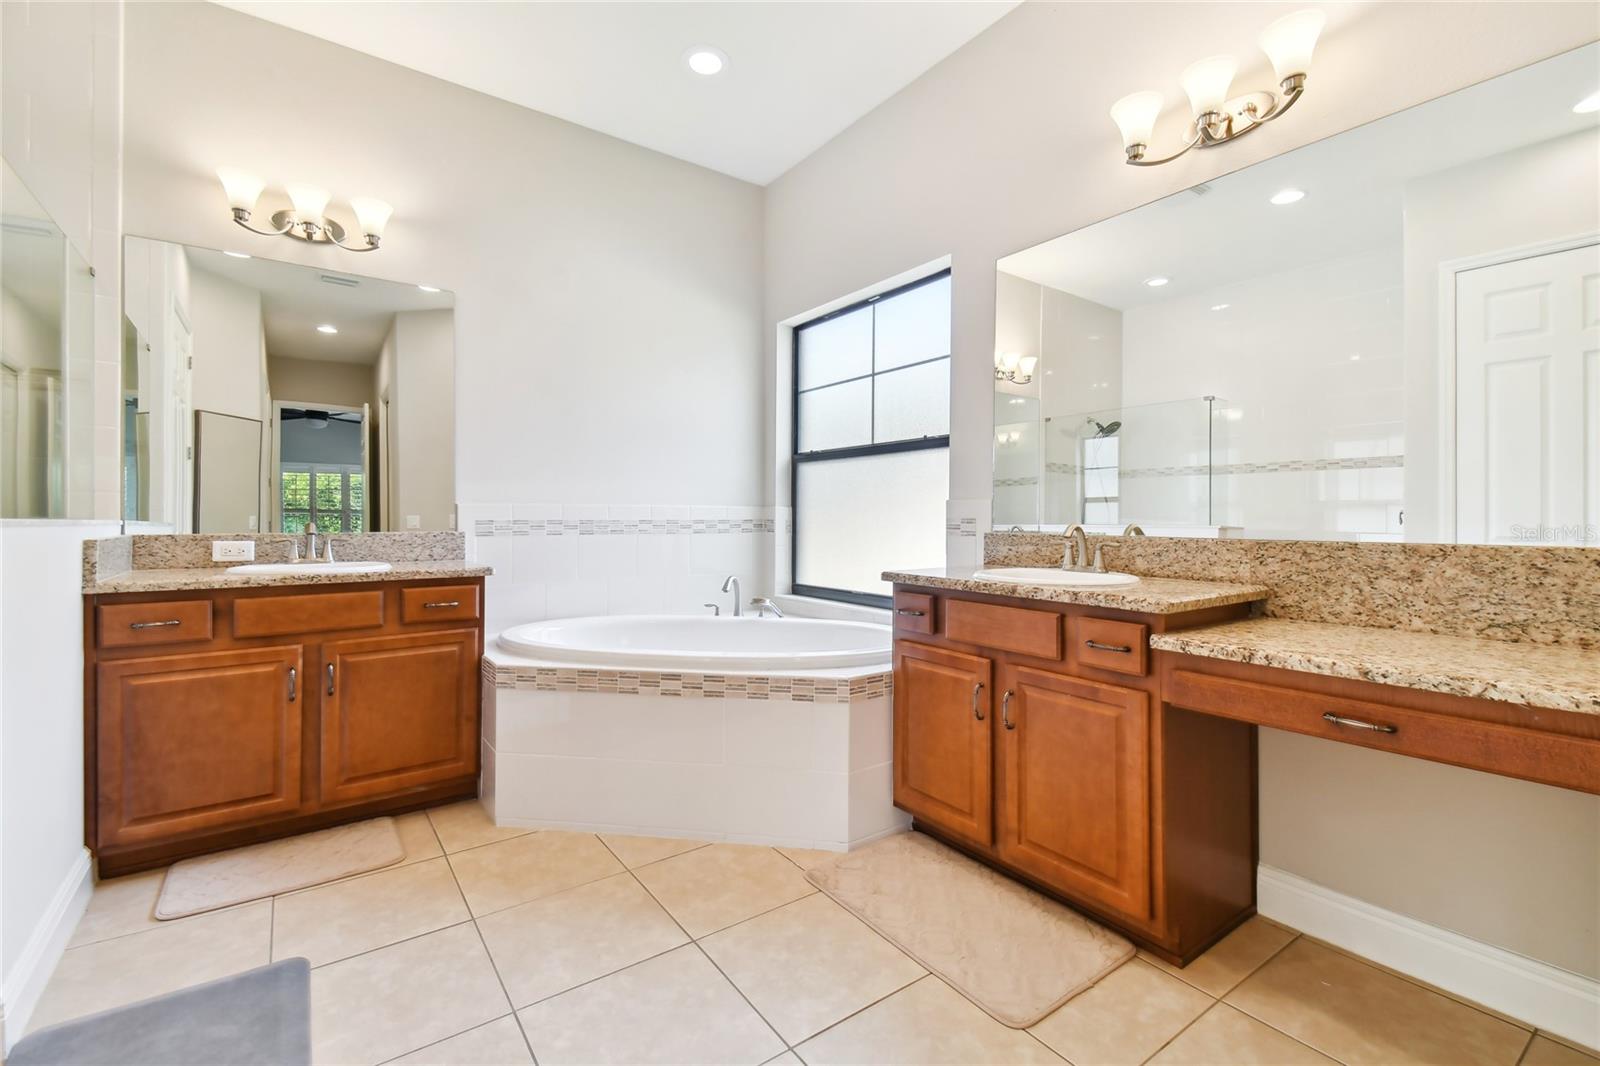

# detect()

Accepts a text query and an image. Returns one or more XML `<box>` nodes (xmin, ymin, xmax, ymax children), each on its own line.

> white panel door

<box><xmin>1456</xmin><ymin>243</ymin><xmax>1600</xmax><ymax>545</ymax></box>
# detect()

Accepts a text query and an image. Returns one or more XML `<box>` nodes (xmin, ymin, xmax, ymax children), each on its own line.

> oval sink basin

<box><xmin>226</xmin><ymin>561</ymin><xmax>393</xmax><ymax>576</ymax></box>
<box><xmin>973</xmin><ymin>567</ymin><xmax>1140</xmax><ymax>588</ymax></box>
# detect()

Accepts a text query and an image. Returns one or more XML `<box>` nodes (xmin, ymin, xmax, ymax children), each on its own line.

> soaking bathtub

<box><xmin>481</xmin><ymin>614</ymin><xmax>906</xmax><ymax>851</ymax></box>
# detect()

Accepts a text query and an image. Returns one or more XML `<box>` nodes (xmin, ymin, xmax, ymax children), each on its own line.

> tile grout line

<box><xmin>375</xmin><ymin>1012</ymin><xmax>520</xmax><ymax>1066</ymax></box>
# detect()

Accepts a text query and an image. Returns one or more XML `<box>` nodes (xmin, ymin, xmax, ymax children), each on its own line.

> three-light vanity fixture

<box><xmin>217</xmin><ymin>169</ymin><xmax>393</xmax><ymax>252</ymax></box>
<box><xmin>995</xmin><ymin>351</ymin><xmax>1038</xmax><ymax>385</ymax></box>
<box><xmin>1110</xmin><ymin>9</ymin><xmax>1325</xmax><ymax>166</ymax></box>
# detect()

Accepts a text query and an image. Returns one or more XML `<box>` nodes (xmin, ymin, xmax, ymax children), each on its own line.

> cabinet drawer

<box><xmin>945</xmin><ymin>599</ymin><xmax>1061</xmax><ymax>660</ymax></box>
<box><xmin>98</xmin><ymin>600</ymin><xmax>214</xmax><ymax>649</ymax></box>
<box><xmin>233</xmin><ymin>590</ymin><xmax>385</xmax><ymax>638</ymax></box>
<box><xmin>1164</xmin><ymin>665</ymin><xmax>1600</xmax><ymax>795</ymax></box>
<box><xmin>401</xmin><ymin>585</ymin><xmax>481</xmax><ymax>624</ymax></box>
<box><xmin>1072</xmin><ymin>616</ymin><xmax>1149</xmax><ymax>676</ymax></box>
<box><xmin>892</xmin><ymin>592</ymin><xmax>935</xmax><ymax>635</ymax></box>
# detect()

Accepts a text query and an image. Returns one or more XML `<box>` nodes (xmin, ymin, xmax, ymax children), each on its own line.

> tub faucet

<box><xmin>749</xmin><ymin>597</ymin><xmax>784</xmax><ymax>618</ymax></box>
<box><xmin>721</xmin><ymin>575</ymin><xmax>741</xmax><ymax>617</ymax></box>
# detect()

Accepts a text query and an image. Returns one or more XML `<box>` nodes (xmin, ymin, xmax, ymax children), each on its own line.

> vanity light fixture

<box><xmin>1575</xmin><ymin>90</ymin><xmax>1600</xmax><ymax>114</ymax></box>
<box><xmin>1270</xmin><ymin>187</ymin><xmax>1306</xmax><ymax>205</ymax></box>
<box><xmin>994</xmin><ymin>351</ymin><xmax>1038</xmax><ymax>385</ymax></box>
<box><xmin>1110</xmin><ymin>9</ymin><xmax>1325</xmax><ymax>166</ymax></box>
<box><xmin>217</xmin><ymin>168</ymin><xmax>393</xmax><ymax>252</ymax></box>
<box><xmin>316</xmin><ymin>324</ymin><xmax>339</xmax><ymax>334</ymax></box>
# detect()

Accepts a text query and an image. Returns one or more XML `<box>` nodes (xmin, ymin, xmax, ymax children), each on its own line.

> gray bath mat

<box><xmin>9</xmin><ymin>958</ymin><xmax>311</xmax><ymax>1065</ymax></box>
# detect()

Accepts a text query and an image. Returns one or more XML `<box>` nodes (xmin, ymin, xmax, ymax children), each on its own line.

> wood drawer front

<box><xmin>233</xmin><ymin>590</ymin><xmax>385</xmax><ymax>638</ymax></box>
<box><xmin>98</xmin><ymin>600</ymin><xmax>214</xmax><ymax>649</ymax></box>
<box><xmin>1072</xmin><ymin>617</ymin><xmax>1149</xmax><ymax>676</ymax></box>
<box><xmin>893</xmin><ymin>592</ymin><xmax>936</xmax><ymax>635</ymax></box>
<box><xmin>1165</xmin><ymin>666</ymin><xmax>1600</xmax><ymax>795</ymax></box>
<box><xmin>945</xmin><ymin>599</ymin><xmax>1061</xmax><ymax>660</ymax></box>
<box><xmin>400</xmin><ymin>585</ymin><xmax>481</xmax><ymax>624</ymax></box>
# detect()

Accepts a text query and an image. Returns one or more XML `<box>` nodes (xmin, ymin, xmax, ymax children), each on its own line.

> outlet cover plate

<box><xmin>212</xmin><ymin>541</ymin><xmax>256</xmax><ymax>562</ymax></box>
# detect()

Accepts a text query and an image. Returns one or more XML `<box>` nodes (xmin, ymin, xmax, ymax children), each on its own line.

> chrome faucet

<box><xmin>749</xmin><ymin>597</ymin><xmax>784</xmax><ymax>618</ymax></box>
<box><xmin>1061</xmin><ymin>524</ymin><xmax>1091</xmax><ymax>571</ymax></box>
<box><xmin>721</xmin><ymin>575</ymin><xmax>741</xmax><ymax>617</ymax></box>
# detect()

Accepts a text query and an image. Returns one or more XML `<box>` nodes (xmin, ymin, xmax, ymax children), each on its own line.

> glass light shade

<box><xmin>1000</xmin><ymin>351</ymin><xmax>1021</xmax><ymax>371</ymax></box>
<box><xmin>216</xmin><ymin>168</ymin><xmax>265</xmax><ymax>212</ymax></box>
<box><xmin>1018</xmin><ymin>356</ymin><xmax>1039</xmax><ymax>377</ymax></box>
<box><xmin>1181</xmin><ymin>55</ymin><xmax>1238</xmax><ymax>117</ymax></box>
<box><xmin>1109</xmin><ymin>91</ymin><xmax>1164</xmax><ymax>149</ymax></box>
<box><xmin>349</xmin><ymin>197</ymin><xmax>393</xmax><ymax>238</ymax></box>
<box><xmin>285</xmin><ymin>183</ymin><xmax>331</xmax><ymax>225</ymax></box>
<box><xmin>1259</xmin><ymin>9</ymin><xmax>1326</xmax><ymax>81</ymax></box>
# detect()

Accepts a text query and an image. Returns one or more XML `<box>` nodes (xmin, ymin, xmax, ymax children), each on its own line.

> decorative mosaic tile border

<box><xmin>483</xmin><ymin>659</ymin><xmax>891</xmax><ymax>704</ymax></box>
<box><xmin>473</xmin><ymin>517</ymin><xmax>775</xmax><ymax>537</ymax></box>
<box><xmin>1120</xmin><ymin>455</ymin><xmax>1405</xmax><ymax>478</ymax></box>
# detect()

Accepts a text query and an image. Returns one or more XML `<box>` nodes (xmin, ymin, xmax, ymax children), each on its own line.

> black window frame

<box><xmin>791</xmin><ymin>268</ymin><xmax>952</xmax><ymax>609</ymax></box>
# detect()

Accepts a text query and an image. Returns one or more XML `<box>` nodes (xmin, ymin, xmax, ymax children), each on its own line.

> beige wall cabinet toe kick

<box><xmin>83</xmin><ymin>578</ymin><xmax>485</xmax><ymax>875</ymax></box>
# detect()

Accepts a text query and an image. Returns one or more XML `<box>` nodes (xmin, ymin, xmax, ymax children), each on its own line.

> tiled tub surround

<box><xmin>481</xmin><ymin>649</ymin><xmax>907</xmax><ymax>851</ymax></box>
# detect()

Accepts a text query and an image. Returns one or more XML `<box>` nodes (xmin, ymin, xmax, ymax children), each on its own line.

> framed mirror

<box><xmin>121</xmin><ymin>238</ymin><xmax>455</xmax><ymax>533</ymax></box>
<box><xmin>993</xmin><ymin>43</ymin><xmax>1599</xmax><ymax>546</ymax></box>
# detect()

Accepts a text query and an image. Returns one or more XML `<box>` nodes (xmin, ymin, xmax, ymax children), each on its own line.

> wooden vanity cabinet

<box><xmin>85</xmin><ymin>578</ymin><xmax>485</xmax><ymax>875</ymax></box>
<box><xmin>891</xmin><ymin>584</ymin><xmax>1257</xmax><ymax>964</ymax></box>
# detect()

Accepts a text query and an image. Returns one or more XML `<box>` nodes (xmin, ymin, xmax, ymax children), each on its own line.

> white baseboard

<box><xmin>1258</xmin><ymin>864</ymin><xmax>1599</xmax><ymax>1050</ymax></box>
<box><xmin>0</xmin><ymin>848</ymin><xmax>93</xmax><ymax>1051</ymax></box>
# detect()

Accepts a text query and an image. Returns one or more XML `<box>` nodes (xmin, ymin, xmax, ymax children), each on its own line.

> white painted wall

<box><xmin>763</xmin><ymin>0</ymin><xmax>1600</xmax><ymax>982</ymax></box>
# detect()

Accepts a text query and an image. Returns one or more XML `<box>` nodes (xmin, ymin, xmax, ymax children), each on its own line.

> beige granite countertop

<box><xmin>1151</xmin><ymin>617</ymin><xmax>1600</xmax><ymax>715</ymax></box>
<box><xmin>87</xmin><ymin>560</ymin><xmax>492</xmax><ymax>595</ymax></box>
<box><xmin>883</xmin><ymin>567</ymin><xmax>1269</xmax><ymax>614</ymax></box>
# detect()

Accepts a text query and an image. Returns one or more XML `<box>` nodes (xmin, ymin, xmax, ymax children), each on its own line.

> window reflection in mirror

<box><xmin>993</xmin><ymin>43</ymin><xmax>1600</xmax><ymax>546</ymax></box>
<box><xmin>121</xmin><ymin>239</ymin><xmax>454</xmax><ymax>533</ymax></box>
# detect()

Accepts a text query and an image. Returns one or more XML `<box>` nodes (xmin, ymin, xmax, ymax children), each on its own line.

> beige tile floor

<box><xmin>29</xmin><ymin>802</ymin><xmax>1600</xmax><ymax>1066</ymax></box>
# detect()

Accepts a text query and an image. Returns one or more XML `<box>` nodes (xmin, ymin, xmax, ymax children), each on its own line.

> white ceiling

<box><xmin>214</xmin><ymin>1</ymin><xmax>1018</xmax><ymax>186</ymax></box>
<box><xmin>1000</xmin><ymin>43</ymin><xmax>1600</xmax><ymax>310</ymax></box>
<box><xmin>185</xmin><ymin>246</ymin><xmax>453</xmax><ymax>364</ymax></box>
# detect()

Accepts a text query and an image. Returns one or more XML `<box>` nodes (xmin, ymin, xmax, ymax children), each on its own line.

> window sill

<box><xmin>772</xmin><ymin>593</ymin><xmax>890</xmax><ymax>625</ymax></box>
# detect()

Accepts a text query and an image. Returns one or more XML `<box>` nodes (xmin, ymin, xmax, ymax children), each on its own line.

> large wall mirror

<box><xmin>993</xmin><ymin>44</ymin><xmax>1599</xmax><ymax>546</ymax></box>
<box><xmin>122</xmin><ymin>238</ymin><xmax>455</xmax><ymax>533</ymax></box>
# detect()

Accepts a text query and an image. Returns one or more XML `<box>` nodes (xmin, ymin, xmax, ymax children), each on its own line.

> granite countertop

<box><xmin>1151</xmin><ymin>616</ymin><xmax>1600</xmax><ymax>715</ymax></box>
<box><xmin>883</xmin><ymin>567</ymin><xmax>1270</xmax><ymax>614</ymax></box>
<box><xmin>87</xmin><ymin>560</ymin><xmax>492</xmax><ymax>595</ymax></box>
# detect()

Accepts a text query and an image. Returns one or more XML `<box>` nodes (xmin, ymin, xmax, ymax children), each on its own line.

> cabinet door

<box><xmin>320</xmin><ymin>628</ymin><xmax>479</xmax><ymax>804</ymax></box>
<box><xmin>998</xmin><ymin>665</ymin><xmax>1151</xmax><ymax>918</ymax></box>
<box><xmin>96</xmin><ymin>646</ymin><xmax>304</xmax><ymax>847</ymax></box>
<box><xmin>893</xmin><ymin>641</ymin><xmax>994</xmax><ymax>847</ymax></box>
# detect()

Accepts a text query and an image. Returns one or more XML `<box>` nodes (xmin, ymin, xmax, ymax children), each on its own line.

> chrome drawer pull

<box><xmin>1085</xmin><ymin>639</ymin><xmax>1132</xmax><ymax>654</ymax></box>
<box><xmin>972</xmin><ymin>681</ymin><xmax>985</xmax><ymax>721</ymax></box>
<box><xmin>1322</xmin><ymin>712</ymin><xmax>1397</xmax><ymax>735</ymax></box>
<box><xmin>327</xmin><ymin>662</ymin><xmax>336</xmax><ymax>695</ymax></box>
<box><xmin>423</xmin><ymin>600</ymin><xmax>461</xmax><ymax>609</ymax></box>
<box><xmin>895</xmin><ymin>608</ymin><xmax>926</xmax><ymax>617</ymax></box>
<box><xmin>1001</xmin><ymin>689</ymin><xmax>1016</xmax><ymax>730</ymax></box>
<box><xmin>288</xmin><ymin>667</ymin><xmax>297</xmax><ymax>702</ymax></box>
<box><xmin>129</xmin><ymin>619</ymin><xmax>182</xmax><ymax>630</ymax></box>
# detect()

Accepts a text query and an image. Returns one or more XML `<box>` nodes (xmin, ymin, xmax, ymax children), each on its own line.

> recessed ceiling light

<box><xmin>1211</xmin><ymin>303</ymin><xmax>1230</xmax><ymax>311</ymax></box>
<box><xmin>223</xmin><ymin>250</ymin><xmax>251</xmax><ymax>259</ymax></box>
<box><xmin>1270</xmin><ymin>188</ymin><xmax>1306</xmax><ymax>205</ymax></box>
<box><xmin>316</xmin><ymin>324</ymin><xmax>338</xmax><ymax>334</ymax></box>
<box><xmin>1575</xmin><ymin>91</ymin><xmax>1600</xmax><ymax>114</ymax></box>
<box><xmin>417</xmin><ymin>284</ymin><xmax>441</xmax><ymax>293</ymax></box>
<box><xmin>1349</xmin><ymin>353</ymin><xmax>1362</xmax><ymax>361</ymax></box>
<box><xmin>685</xmin><ymin>47</ymin><xmax>727</xmax><ymax>76</ymax></box>
<box><xmin>1144</xmin><ymin>276</ymin><xmax>1170</xmax><ymax>287</ymax></box>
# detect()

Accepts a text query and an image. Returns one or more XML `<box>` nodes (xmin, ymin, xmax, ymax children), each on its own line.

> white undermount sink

<box><xmin>225</xmin><ymin>561</ymin><xmax>393</xmax><ymax>576</ymax></box>
<box><xmin>973</xmin><ymin>567</ymin><xmax>1141</xmax><ymax>588</ymax></box>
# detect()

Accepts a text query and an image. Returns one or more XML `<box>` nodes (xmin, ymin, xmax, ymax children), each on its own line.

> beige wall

<box><xmin>390</xmin><ymin>310</ymin><xmax>454</xmax><ymax>531</ymax></box>
<box><xmin>268</xmin><ymin>356</ymin><xmax>376</xmax><ymax>411</ymax></box>
<box><xmin>188</xmin><ymin>267</ymin><xmax>264</xmax><ymax>422</ymax></box>
<box><xmin>764</xmin><ymin>2</ymin><xmax>1600</xmax><ymax>973</ymax></box>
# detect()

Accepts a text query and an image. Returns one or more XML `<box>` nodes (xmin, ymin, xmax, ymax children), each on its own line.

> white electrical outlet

<box><xmin>406</xmin><ymin>514</ymin><xmax>421</xmax><ymax>529</ymax></box>
<box><xmin>212</xmin><ymin>540</ymin><xmax>256</xmax><ymax>562</ymax></box>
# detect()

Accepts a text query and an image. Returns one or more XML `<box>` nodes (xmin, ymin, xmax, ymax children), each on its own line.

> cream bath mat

<box><xmin>806</xmin><ymin>831</ymin><xmax>1133</xmax><ymax>1028</ymax></box>
<box><xmin>156</xmin><ymin>817</ymin><xmax>405</xmax><ymax>919</ymax></box>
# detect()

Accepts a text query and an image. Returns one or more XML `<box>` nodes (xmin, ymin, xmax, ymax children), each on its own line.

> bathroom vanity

<box><xmin>886</xmin><ymin>564</ymin><xmax>1600</xmax><ymax>965</ymax></box>
<box><xmin>81</xmin><ymin>537</ymin><xmax>489</xmax><ymax>875</ymax></box>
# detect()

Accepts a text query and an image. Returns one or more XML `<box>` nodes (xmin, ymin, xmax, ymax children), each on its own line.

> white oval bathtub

<box><xmin>497</xmin><ymin>614</ymin><xmax>891</xmax><ymax>671</ymax></box>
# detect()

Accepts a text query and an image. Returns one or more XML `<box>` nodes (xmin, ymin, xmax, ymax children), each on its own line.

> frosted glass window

<box><xmin>874</xmin><ymin>274</ymin><xmax>951</xmax><ymax>371</ymax></box>
<box><xmin>874</xmin><ymin>359</ymin><xmax>949</xmax><ymax>443</ymax></box>
<box><xmin>796</xmin><ymin>448</ymin><xmax>948</xmax><ymax>598</ymax></box>
<box><xmin>798</xmin><ymin>306</ymin><xmax>872</xmax><ymax>390</ymax></box>
<box><xmin>799</xmin><ymin>378</ymin><xmax>872</xmax><ymax>452</ymax></box>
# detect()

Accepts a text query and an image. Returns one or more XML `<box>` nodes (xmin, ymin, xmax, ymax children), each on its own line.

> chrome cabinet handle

<box><xmin>1001</xmin><ymin>689</ymin><xmax>1016</xmax><ymax>730</ymax></box>
<box><xmin>288</xmin><ymin>667</ymin><xmax>297</xmax><ymax>702</ymax></box>
<box><xmin>895</xmin><ymin>608</ymin><xmax>925</xmax><ymax>617</ymax></box>
<box><xmin>423</xmin><ymin>600</ymin><xmax>461</xmax><ymax>609</ymax></box>
<box><xmin>129</xmin><ymin>619</ymin><xmax>181</xmax><ymax>630</ymax></box>
<box><xmin>972</xmin><ymin>682</ymin><xmax>985</xmax><ymax>721</ymax></box>
<box><xmin>326</xmin><ymin>662</ymin><xmax>336</xmax><ymax>695</ymax></box>
<box><xmin>1085</xmin><ymin>639</ymin><xmax>1132</xmax><ymax>654</ymax></box>
<box><xmin>1322</xmin><ymin>711</ymin><xmax>1397</xmax><ymax>735</ymax></box>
